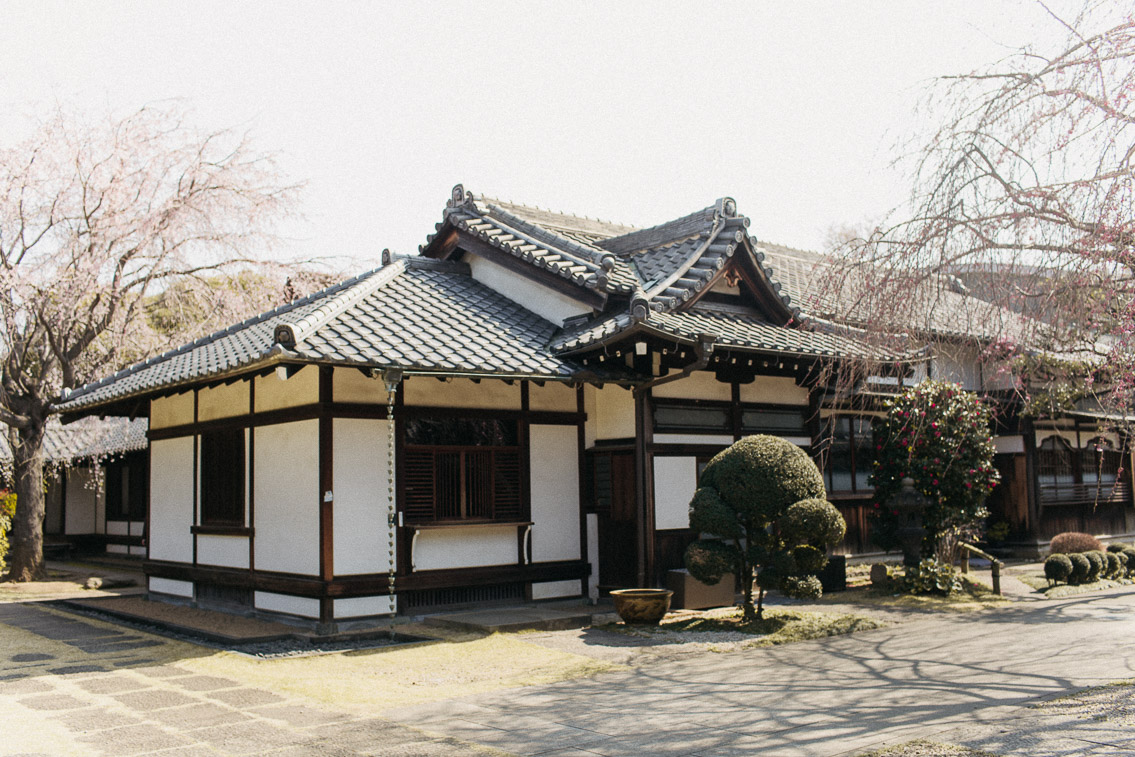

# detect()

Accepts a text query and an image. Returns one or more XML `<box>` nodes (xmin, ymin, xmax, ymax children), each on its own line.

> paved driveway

<box><xmin>0</xmin><ymin>603</ymin><xmax>497</xmax><ymax>756</ymax></box>
<box><xmin>383</xmin><ymin>588</ymin><xmax>1135</xmax><ymax>756</ymax></box>
<box><xmin>4</xmin><ymin>589</ymin><xmax>1135</xmax><ymax>756</ymax></box>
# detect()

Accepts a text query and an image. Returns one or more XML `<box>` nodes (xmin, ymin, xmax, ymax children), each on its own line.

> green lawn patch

<box><xmin>821</xmin><ymin>574</ymin><xmax>1007</xmax><ymax>612</ymax></box>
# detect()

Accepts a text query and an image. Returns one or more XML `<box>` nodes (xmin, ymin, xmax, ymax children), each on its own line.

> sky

<box><xmin>0</xmin><ymin>1</ymin><xmax>1090</xmax><ymax>269</ymax></box>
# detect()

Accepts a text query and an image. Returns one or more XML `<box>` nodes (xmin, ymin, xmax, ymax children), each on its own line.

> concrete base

<box><xmin>423</xmin><ymin>604</ymin><xmax>617</xmax><ymax>633</ymax></box>
<box><xmin>666</xmin><ymin>570</ymin><xmax>735</xmax><ymax>610</ymax></box>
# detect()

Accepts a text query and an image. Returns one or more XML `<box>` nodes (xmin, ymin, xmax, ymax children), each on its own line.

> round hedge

<box><xmin>700</xmin><ymin>435</ymin><xmax>825</xmax><ymax>522</ymax></box>
<box><xmin>1117</xmin><ymin>551</ymin><xmax>1130</xmax><ymax>575</ymax></box>
<box><xmin>1050</xmin><ymin>531</ymin><xmax>1103</xmax><ymax>555</ymax></box>
<box><xmin>688</xmin><ymin>487</ymin><xmax>743</xmax><ymax>539</ymax></box>
<box><xmin>1106</xmin><ymin>543</ymin><xmax>1130</xmax><ymax>554</ymax></box>
<box><xmin>1068</xmin><ymin>552</ymin><xmax>1091</xmax><ymax>584</ymax></box>
<box><xmin>781</xmin><ymin>575</ymin><xmax>823</xmax><ymax>600</ymax></box>
<box><xmin>1123</xmin><ymin>547</ymin><xmax>1135</xmax><ymax>576</ymax></box>
<box><xmin>684</xmin><ymin>539</ymin><xmax>738</xmax><ymax>585</ymax></box>
<box><xmin>782</xmin><ymin>498</ymin><xmax>846</xmax><ymax>546</ymax></box>
<box><xmin>1105</xmin><ymin>551</ymin><xmax>1122</xmax><ymax>579</ymax></box>
<box><xmin>1084</xmin><ymin>550</ymin><xmax>1104</xmax><ymax>582</ymax></box>
<box><xmin>1044</xmin><ymin>554</ymin><xmax>1073</xmax><ymax>584</ymax></box>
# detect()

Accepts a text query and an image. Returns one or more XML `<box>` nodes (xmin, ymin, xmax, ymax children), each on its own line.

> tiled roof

<box><xmin>422</xmin><ymin>186</ymin><xmax>639</xmax><ymax>295</ymax></box>
<box><xmin>0</xmin><ymin>417</ymin><xmax>147</xmax><ymax>465</ymax></box>
<box><xmin>58</xmin><ymin>257</ymin><xmax>613</xmax><ymax>414</ymax></box>
<box><xmin>553</xmin><ymin>307</ymin><xmax>891</xmax><ymax>361</ymax></box>
<box><xmin>756</xmin><ymin>242</ymin><xmax>1033</xmax><ymax>342</ymax></box>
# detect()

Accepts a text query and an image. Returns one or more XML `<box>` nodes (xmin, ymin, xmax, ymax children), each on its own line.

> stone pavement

<box><xmin>0</xmin><ymin>603</ymin><xmax>502</xmax><ymax>756</ymax></box>
<box><xmin>382</xmin><ymin>587</ymin><xmax>1135</xmax><ymax>756</ymax></box>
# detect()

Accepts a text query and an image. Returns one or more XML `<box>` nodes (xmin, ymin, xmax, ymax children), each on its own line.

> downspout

<box><xmin>636</xmin><ymin>333</ymin><xmax>717</xmax><ymax>393</ymax></box>
<box><xmin>380</xmin><ymin>366</ymin><xmax>403</xmax><ymax>618</ymax></box>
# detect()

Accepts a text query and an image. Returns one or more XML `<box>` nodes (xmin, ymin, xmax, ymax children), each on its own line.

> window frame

<box><xmin>823</xmin><ymin>415</ymin><xmax>875</xmax><ymax>495</ymax></box>
<box><xmin>401</xmin><ymin>416</ymin><xmax>525</xmax><ymax>525</ymax></box>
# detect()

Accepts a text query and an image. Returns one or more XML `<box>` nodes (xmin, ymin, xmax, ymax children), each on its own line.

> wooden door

<box><xmin>592</xmin><ymin>452</ymin><xmax>638</xmax><ymax>589</ymax></box>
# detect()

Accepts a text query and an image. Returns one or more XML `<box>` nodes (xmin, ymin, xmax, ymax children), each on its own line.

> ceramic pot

<box><xmin>610</xmin><ymin>588</ymin><xmax>673</xmax><ymax>625</ymax></box>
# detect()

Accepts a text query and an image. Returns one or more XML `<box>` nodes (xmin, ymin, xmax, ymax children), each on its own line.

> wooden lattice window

<box><xmin>200</xmin><ymin>428</ymin><xmax>245</xmax><ymax>527</ymax></box>
<box><xmin>1082</xmin><ymin>437</ymin><xmax>1120</xmax><ymax>486</ymax></box>
<box><xmin>825</xmin><ymin>417</ymin><xmax>874</xmax><ymax>494</ymax></box>
<box><xmin>1038</xmin><ymin>436</ymin><xmax>1076</xmax><ymax>490</ymax></box>
<box><xmin>403</xmin><ymin>417</ymin><xmax>522</xmax><ymax>523</ymax></box>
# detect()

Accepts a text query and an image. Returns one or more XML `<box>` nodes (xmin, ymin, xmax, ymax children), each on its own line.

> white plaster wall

<box><xmin>739</xmin><ymin>376</ymin><xmax>809</xmax><ymax>406</ymax></box>
<box><xmin>333</xmin><ymin>418</ymin><xmax>392</xmax><ymax>576</ymax></box>
<box><xmin>64</xmin><ymin>468</ymin><xmax>101</xmax><ymax>535</ymax></box>
<box><xmin>149</xmin><ymin>437</ymin><xmax>195</xmax><ymax>563</ymax></box>
<box><xmin>149</xmin><ymin>577</ymin><xmax>194</xmax><ymax>598</ymax></box>
<box><xmin>197</xmin><ymin>535</ymin><xmax>250</xmax><ymax>569</ymax></box>
<box><xmin>197</xmin><ymin>381</ymin><xmax>250</xmax><ymax>421</ymax></box>
<box><xmin>254</xmin><ymin>420</ymin><xmax>319</xmax><ymax>576</ymax></box>
<box><xmin>151</xmin><ymin>392</ymin><xmax>195</xmax><ymax>429</ymax></box>
<box><xmin>107</xmin><ymin>544</ymin><xmax>128</xmax><ymax>554</ymax></box>
<box><xmin>333</xmin><ymin>368</ymin><xmax>385</xmax><ymax>404</ymax></box>
<box><xmin>403</xmin><ymin>377</ymin><xmax>520</xmax><ymax>409</ymax></box>
<box><xmin>530</xmin><ymin>425</ymin><xmax>581</xmax><ymax>563</ymax></box>
<box><xmin>334</xmin><ymin>596</ymin><xmax>396</xmax><ymax>618</ymax></box>
<box><xmin>654</xmin><ymin>433</ymin><xmax>734</xmax><ymax>446</ymax></box>
<box><xmin>993</xmin><ymin>435</ymin><xmax>1025</xmax><ymax>454</ymax></box>
<box><xmin>654</xmin><ymin>456</ymin><xmax>698</xmax><ymax>530</ymax></box>
<box><xmin>129</xmin><ymin>545</ymin><xmax>146</xmax><ymax>557</ymax></box>
<box><xmin>254</xmin><ymin>591</ymin><xmax>320</xmax><ymax>619</ymax></box>
<box><xmin>1036</xmin><ymin>429</ymin><xmax>1081</xmax><ymax>448</ymax></box>
<box><xmin>254</xmin><ymin>366</ymin><xmax>318</xmax><ymax>412</ymax></box>
<box><xmin>588</xmin><ymin>384</ymin><xmax>635</xmax><ymax>443</ymax></box>
<box><xmin>106</xmin><ymin>521</ymin><xmax>129</xmax><ymax>535</ymax></box>
<box><xmin>531</xmin><ymin>580</ymin><xmax>582</xmax><ymax>600</ymax></box>
<box><xmin>652</xmin><ymin>371</ymin><xmax>731</xmax><ymax>401</ymax></box>
<box><xmin>586</xmin><ymin>513</ymin><xmax>599</xmax><ymax>601</ymax></box>
<box><xmin>529</xmin><ymin>381</ymin><xmax>577</xmax><ymax>412</ymax></box>
<box><xmin>467</xmin><ymin>252</ymin><xmax>592</xmax><ymax>325</ymax></box>
<box><xmin>413</xmin><ymin>527</ymin><xmax>517</xmax><ymax>570</ymax></box>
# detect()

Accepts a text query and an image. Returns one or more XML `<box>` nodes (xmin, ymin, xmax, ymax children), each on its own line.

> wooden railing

<box><xmin>959</xmin><ymin>542</ymin><xmax>1003</xmax><ymax>595</ymax></box>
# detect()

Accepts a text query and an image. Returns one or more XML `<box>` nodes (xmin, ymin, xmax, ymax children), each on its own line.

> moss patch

<box><xmin>600</xmin><ymin>607</ymin><xmax>887</xmax><ymax>647</ymax></box>
<box><xmin>858</xmin><ymin>739</ymin><xmax>1000</xmax><ymax>756</ymax></box>
<box><xmin>821</xmin><ymin>575</ymin><xmax>1007</xmax><ymax>612</ymax></box>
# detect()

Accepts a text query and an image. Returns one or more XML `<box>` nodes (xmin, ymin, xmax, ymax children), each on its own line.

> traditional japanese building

<box><xmin>55</xmin><ymin>185</ymin><xmax>1133</xmax><ymax>628</ymax></box>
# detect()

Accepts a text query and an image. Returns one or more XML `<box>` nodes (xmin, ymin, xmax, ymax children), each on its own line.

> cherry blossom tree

<box><xmin>0</xmin><ymin>104</ymin><xmax>299</xmax><ymax>580</ymax></box>
<box><xmin>824</xmin><ymin>4</ymin><xmax>1135</xmax><ymax>412</ymax></box>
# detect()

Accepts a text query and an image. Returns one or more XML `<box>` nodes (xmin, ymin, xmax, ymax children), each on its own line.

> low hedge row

<box><xmin>1045</xmin><ymin>544</ymin><xmax>1135</xmax><ymax>586</ymax></box>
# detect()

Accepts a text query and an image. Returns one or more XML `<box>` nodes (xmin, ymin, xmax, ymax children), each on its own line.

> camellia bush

<box><xmin>870</xmin><ymin>380</ymin><xmax>1000</xmax><ymax>560</ymax></box>
<box><xmin>684</xmin><ymin>435</ymin><xmax>846</xmax><ymax>622</ymax></box>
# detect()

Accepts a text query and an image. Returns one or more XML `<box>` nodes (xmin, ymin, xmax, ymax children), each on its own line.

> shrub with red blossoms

<box><xmin>870</xmin><ymin>380</ymin><xmax>1000</xmax><ymax>558</ymax></box>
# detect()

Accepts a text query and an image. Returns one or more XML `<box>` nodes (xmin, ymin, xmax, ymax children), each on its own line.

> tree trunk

<box><xmin>740</xmin><ymin>560</ymin><xmax>757</xmax><ymax>623</ymax></box>
<box><xmin>6</xmin><ymin>419</ymin><xmax>48</xmax><ymax>581</ymax></box>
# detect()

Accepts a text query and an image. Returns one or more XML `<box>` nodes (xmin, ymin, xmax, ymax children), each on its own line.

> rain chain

<box><xmin>386</xmin><ymin>384</ymin><xmax>397</xmax><ymax>615</ymax></box>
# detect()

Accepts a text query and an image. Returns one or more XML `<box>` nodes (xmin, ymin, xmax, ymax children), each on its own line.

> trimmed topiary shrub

<box><xmin>1049</xmin><ymin>531</ymin><xmax>1103</xmax><ymax>555</ymax></box>
<box><xmin>1123</xmin><ymin>548</ymin><xmax>1135</xmax><ymax>576</ymax></box>
<box><xmin>685</xmin><ymin>435</ymin><xmax>846</xmax><ymax>621</ymax></box>
<box><xmin>1106</xmin><ymin>543</ymin><xmax>1130</xmax><ymax>553</ymax></box>
<box><xmin>1068</xmin><ymin>552</ymin><xmax>1091</xmax><ymax>584</ymax></box>
<box><xmin>902</xmin><ymin>558</ymin><xmax>963</xmax><ymax>595</ymax></box>
<box><xmin>1044</xmin><ymin>554</ymin><xmax>1073</xmax><ymax>585</ymax></box>
<box><xmin>1104</xmin><ymin>551</ymin><xmax>1122</xmax><ymax>579</ymax></box>
<box><xmin>1117</xmin><ymin>551</ymin><xmax>1130</xmax><ymax>576</ymax></box>
<box><xmin>1083</xmin><ymin>550</ymin><xmax>1105</xmax><ymax>582</ymax></box>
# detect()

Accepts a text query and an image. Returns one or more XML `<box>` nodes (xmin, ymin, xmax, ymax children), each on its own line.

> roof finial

<box><xmin>447</xmin><ymin>184</ymin><xmax>473</xmax><ymax>209</ymax></box>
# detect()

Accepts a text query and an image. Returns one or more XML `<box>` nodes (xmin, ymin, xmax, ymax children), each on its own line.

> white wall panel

<box><xmin>149</xmin><ymin>577</ymin><xmax>194</xmax><ymax>598</ymax></box>
<box><xmin>255</xmin><ymin>591</ymin><xmax>320</xmax><ymax>619</ymax></box>
<box><xmin>149</xmin><ymin>438</ymin><xmax>195</xmax><ymax>563</ymax></box>
<box><xmin>334</xmin><ymin>596</ymin><xmax>395</xmax><ymax>618</ymax></box>
<box><xmin>739</xmin><ymin>376</ymin><xmax>809</xmax><ymax>406</ymax></box>
<box><xmin>413</xmin><ymin>527</ymin><xmax>517</xmax><ymax>570</ymax></box>
<box><xmin>64</xmin><ymin>468</ymin><xmax>99</xmax><ymax>535</ymax></box>
<box><xmin>403</xmin><ymin>377</ymin><xmax>520</xmax><ymax>409</ymax></box>
<box><xmin>254</xmin><ymin>366</ymin><xmax>318</xmax><ymax>412</ymax></box>
<box><xmin>530</xmin><ymin>425</ymin><xmax>581</xmax><ymax>562</ymax></box>
<box><xmin>197</xmin><ymin>381</ymin><xmax>249</xmax><ymax>421</ymax></box>
<box><xmin>254</xmin><ymin>420</ymin><xmax>319</xmax><ymax>576</ymax></box>
<box><xmin>333</xmin><ymin>418</ymin><xmax>392</xmax><ymax>575</ymax></box>
<box><xmin>654</xmin><ymin>456</ymin><xmax>698</xmax><ymax>530</ymax></box>
<box><xmin>467</xmin><ymin>253</ymin><xmax>591</xmax><ymax>325</ymax></box>
<box><xmin>197</xmin><ymin>535</ymin><xmax>250</xmax><ymax>569</ymax></box>
<box><xmin>151</xmin><ymin>392</ymin><xmax>194</xmax><ymax>429</ymax></box>
<box><xmin>653</xmin><ymin>371</ymin><xmax>731</xmax><ymax>401</ymax></box>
